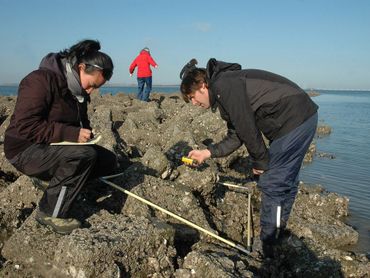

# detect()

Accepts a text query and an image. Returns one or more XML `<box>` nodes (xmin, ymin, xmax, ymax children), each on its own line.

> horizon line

<box><xmin>1</xmin><ymin>83</ymin><xmax>370</xmax><ymax>91</ymax></box>
<box><xmin>0</xmin><ymin>83</ymin><xmax>181</xmax><ymax>87</ymax></box>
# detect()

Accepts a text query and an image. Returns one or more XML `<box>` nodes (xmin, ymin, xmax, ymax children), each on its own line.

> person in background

<box><xmin>179</xmin><ymin>58</ymin><xmax>198</xmax><ymax>80</ymax></box>
<box><xmin>129</xmin><ymin>47</ymin><xmax>158</xmax><ymax>102</ymax></box>
<box><xmin>4</xmin><ymin>39</ymin><xmax>117</xmax><ymax>235</ymax></box>
<box><xmin>180</xmin><ymin>58</ymin><xmax>318</xmax><ymax>258</ymax></box>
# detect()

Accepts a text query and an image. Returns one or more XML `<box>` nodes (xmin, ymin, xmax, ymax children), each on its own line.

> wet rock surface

<box><xmin>0</xmin><ymin>93</ymin><xmax>368</xmax><ymax>277</ymax></box>
<box><xmin>316</xmin><ymin>123</ymin><xmax>332</xmax><ymax>138</ymax></box>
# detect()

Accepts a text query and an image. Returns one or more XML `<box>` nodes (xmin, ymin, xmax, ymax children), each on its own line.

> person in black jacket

<box><xmin>180</xmin><ymin>58</ymin><xmax>318</xmax><ymax>258</ymax></box>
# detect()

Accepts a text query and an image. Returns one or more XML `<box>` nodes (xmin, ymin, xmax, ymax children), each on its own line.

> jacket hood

<box><xmin>39</xmin><ymin>53</ymin><xmax>65</xmax><ymax>78</ymax></box>
<box><xmin>39</xmin><ymin>52</ymin><xmax>88</xmax><ymax>103</ymax></box>
<box><xmin>206</xmin><ymin>58</ymin><xmax>242</xmax><ymax>110</ymax></box>
<box><xmin>206</xmin><ymin>58</ymin><xmax>241</xmax><ymax>81</ymax></box>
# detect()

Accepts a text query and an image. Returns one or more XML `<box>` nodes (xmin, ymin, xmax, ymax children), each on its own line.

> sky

<box><xmin>0</xmin><ymin>0</ymin><xmax>369</xmax><ymax>90</ymax></box>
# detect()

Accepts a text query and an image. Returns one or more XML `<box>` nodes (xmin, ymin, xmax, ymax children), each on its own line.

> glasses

<box><xmin>86</xmin><ymin>64</ymin><xmax>103</xmax><ymax>70</ymax></box>
<box><xmin>85</xmin><ymin>64</ymin><xmax>113</xmax><ymax>80</ymax></box>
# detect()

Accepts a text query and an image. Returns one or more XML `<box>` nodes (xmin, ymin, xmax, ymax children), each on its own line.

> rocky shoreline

<box><xmin>0</xmin><ymin>92</ymin><xmax>369</xmax><ymax>277</ymax></box>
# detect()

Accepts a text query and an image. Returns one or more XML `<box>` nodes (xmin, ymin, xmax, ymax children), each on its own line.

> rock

<box><xmin>307</xmin><ymin>90</ymin><xmax>320</xmax><ymax>97</ymax></box>
<box><xmin>316</xmin><ymin>124</ymin><xmax>332</xmax><ymax>138</ymax></box>
<box><xmin>0</xmin><ymin>175</ymin><xmax>42</xmax><ymax>234</ymax></box>
<box><xmin>1</xmin><ymin>92</ymin><xmax>367</xmax><ymax>277</ymax></box>
<box><xmin>54</xmin><ymin>213</ymin><xmax>176</xmax><ymax>277</ymax></box>
<box><xmin>317</xmin><ymin>152</ymin><xmax>336</xmax><ymax>159</ymax></box>
<box><xmin>303</xmin><ymin>141</ymin><xmax>316</xmax><ymax>163</ymax></box>
<box><xmin>207</xmin><ymin>182</ymin><xmax>257</xmax><ymax>244</ymax></box>
<box><xmin>289</xmin><ymin>184</ymin><xmax>358</xmax><ymax>248</ymax></box>
<box><xmin>2</xmin><ymin>210</ymin><xmax>177</xmax><ymax>277</ymax></box>
<box><xmin>0</xmin><ymin>96</ymin><xmax>16</xmax><ymax>144</ymax></box>
<box><xmin>176</xmin><ymin>242</ymin><xmax>257</xmax><ymax>277</ymax></box>
<box><xmin>176</xmin><ymin>163</ymin><xmax>219</xmax><ymax>197</ymax></box>
<box><xmin>88</xmin><ymin>105</ymin><xmax>117</xmax><ymax>153</ymax></box>
<box><xmin>295</xmin><ymin>184</ymin><xmax>350</xmax><ymax>218</ymax></box>
<box><xmin>121</xmin><ymin>175</ymin><xmax>213</xmax><ymax>245</ymax></box>
<box><xmin>141</xmin><ymin>146</ymin><xmax>173</xmax><ymax>179</ymax></box>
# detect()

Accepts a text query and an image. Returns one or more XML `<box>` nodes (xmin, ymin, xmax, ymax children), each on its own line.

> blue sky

<box><xmin>0</xmin><ymin>0</ymin><xmax>369</xmax><ymax>89</ymax></box>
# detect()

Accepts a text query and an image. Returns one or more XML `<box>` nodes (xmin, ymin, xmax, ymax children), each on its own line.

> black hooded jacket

<box><xmin>206</xmin><ymin>59</ymin><xmax>318</xmax><ymax>170</ymax></box>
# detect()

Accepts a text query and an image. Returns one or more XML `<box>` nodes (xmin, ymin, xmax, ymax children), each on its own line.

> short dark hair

<box><xmin>60</xmin><ymin>39</ymin><xmax>114</xmax><ymax>80</ymax></box>
<box><xmin>180</xmin><ymin>68</ymin><xmax>208</xmax><ymax>103</ymax></box>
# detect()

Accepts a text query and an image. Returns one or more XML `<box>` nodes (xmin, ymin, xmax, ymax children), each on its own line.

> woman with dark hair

<box><xmin>4</xmin><ymin>39</ymin><xmax>117</xmax><ymax>234</ymax></box>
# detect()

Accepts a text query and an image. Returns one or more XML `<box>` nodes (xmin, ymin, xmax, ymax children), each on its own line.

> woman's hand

<box><xmin>188</xmin><ymin>149</ymin><xmax>211</xmax><ymax>165</ymax></box>
<box><xmin>78</xmin><ymin>128</ymin><xmax>92</xmax><ymax>143</ymax></box>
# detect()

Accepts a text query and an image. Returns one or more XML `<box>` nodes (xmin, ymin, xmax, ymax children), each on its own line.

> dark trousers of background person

<box><xmin>137</xmin><ymin>76</ymin><xmax>152</xmax><ymax>102</ymax></box>
<box><xmin>10</xmin><ymin>144</ymin><xmax>117</xmax><ymax>218</ymax></box>
<box><xmin>257</xmin><ymin>112</ymin><xmax>318</xmax><ymax>244</ymax></box>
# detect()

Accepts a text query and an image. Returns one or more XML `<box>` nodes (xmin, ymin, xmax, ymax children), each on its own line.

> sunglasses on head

<box><xmin>85</xmin><ymin>64</ymin><xmax>113</xmax><ymax>80</ymax></box>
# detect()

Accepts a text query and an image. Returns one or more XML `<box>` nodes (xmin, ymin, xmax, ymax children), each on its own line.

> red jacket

<box><xmin>129</xmin><ymin>50</ymin><xmax>157</xmax><ymax>78</ymax></box>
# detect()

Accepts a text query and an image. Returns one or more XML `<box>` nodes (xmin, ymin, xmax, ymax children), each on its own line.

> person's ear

<box><xmin>78</xmin><ymin>63</ymin><xmax>86</xmax><ymax>72</ymax></box>
<box><xmin>200</xmin><ymin>82</ymin><xmax>207</xmax><ymax>93</ymax></box>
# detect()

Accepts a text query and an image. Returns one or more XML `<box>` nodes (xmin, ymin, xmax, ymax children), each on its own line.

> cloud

<box><xmin>193</xmin><ymin>22</ymin><xmax>211</xmax><ymax>32</ymax></box>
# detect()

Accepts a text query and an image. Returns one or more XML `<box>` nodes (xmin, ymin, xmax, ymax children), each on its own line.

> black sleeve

<box><xmin>78</xmin><ymin>102</ymin><xmax>91</xmax><ymax>130</ymax></box>
<box><xmin>207</xmin><ymin>120</ymin><xmax>242</xmax><ymax>157</ymax></box>
<box><xmin>213</xmin><ymin>78</ymin><xmax>269</xmax><ymax>170</ymax></box>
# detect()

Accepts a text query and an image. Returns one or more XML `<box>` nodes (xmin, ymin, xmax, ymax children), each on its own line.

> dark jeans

<box><xmin>257</xmin><ymin>113</ymin><xmax>318</xmax><ymax>243</ymax></box>
<box><xmin>137</xmin><ymin>76</ymin><xmax>152</xmax><ymax>102</ymax></box>
<box><xmin>10</xmin><ymin>144</ymin><xmax>117</xmax><ymax>218</ymax></box>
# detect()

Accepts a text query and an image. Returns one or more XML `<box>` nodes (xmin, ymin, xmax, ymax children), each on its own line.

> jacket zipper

<box><xmin>76</xmin><ymin>102</ymin><xmax>83</xmax><ymax>128</ymax></box>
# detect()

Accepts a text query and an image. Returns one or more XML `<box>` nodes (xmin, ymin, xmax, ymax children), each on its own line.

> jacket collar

<box><xmin>62</xmin><ymin>57</ymin><xmax>88</xmax><ymax>103</ymax></box>
<box><xmin>209</xmin><ymin>84</ymin><xmax>218</xmax><ymax>112</ymax></box>
<box><xmin>206</xmin><ymin>58</ymin><xmax>242</xmax><ymax>112</ymax></box>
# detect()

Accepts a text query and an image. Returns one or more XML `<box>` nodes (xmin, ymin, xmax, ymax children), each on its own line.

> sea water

<box><xmin>300</xmin><ymin>90</ymin><xmax>370</xmax><ymax>253</ymax></box>
<box><xmin>0</xmin><ymin>85</ymin><xmax>180</xmax><ymax>96</ymax></box>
